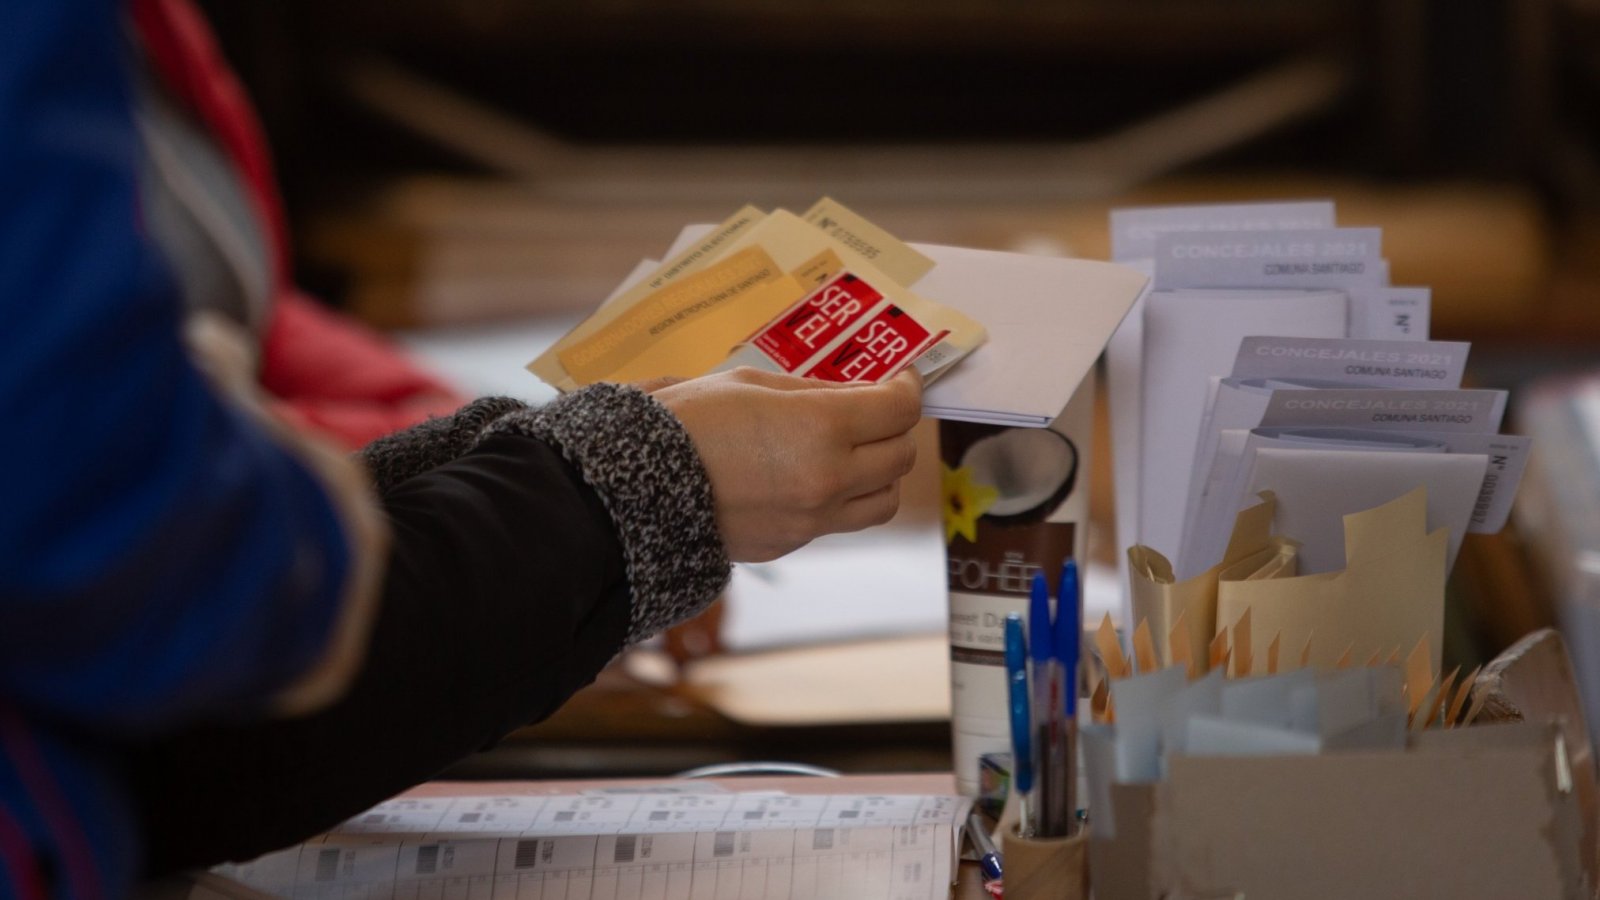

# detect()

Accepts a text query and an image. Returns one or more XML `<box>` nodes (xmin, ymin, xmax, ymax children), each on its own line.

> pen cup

<box><xmin>1002</xmin><ymin>826</ymin><xmax>1088</xmax><ymax>900</ymax></box>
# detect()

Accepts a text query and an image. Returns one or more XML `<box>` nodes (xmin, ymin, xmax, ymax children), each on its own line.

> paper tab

<box><xmin>1345</xmin><ymin>286</ymin><xmax>1431</xmax><ymax>341</ymax></box>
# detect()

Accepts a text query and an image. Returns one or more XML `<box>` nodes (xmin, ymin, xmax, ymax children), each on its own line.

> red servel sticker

<box><xmin>803</xmin><ymin>306</ymin><xmax>938</xmax><ymax>383</ymax></box>
<box><xmin>751</xmin><ymin>273</ymin><xmax>883</xmax><ymax>372</ymax></box>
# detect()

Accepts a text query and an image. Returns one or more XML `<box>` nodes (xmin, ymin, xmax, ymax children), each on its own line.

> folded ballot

<box><xmin>529</xmin><ymin>199</ymin><xmax>1148</xmax><ymax>427</ymax></box>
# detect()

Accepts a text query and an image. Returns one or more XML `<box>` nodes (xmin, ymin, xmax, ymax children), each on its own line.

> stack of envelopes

<box><xmin>528</xmin><ymin>198</ymin><xmax>1149</xmax><ymax>427</ymax></box>
<box><xmin>1104</xmin><ymin>200</ymin><xmax>1530</xmax><ymax>634</ymax></box>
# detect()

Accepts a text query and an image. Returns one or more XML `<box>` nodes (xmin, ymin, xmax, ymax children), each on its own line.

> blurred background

<box><xmin>195</xmin><ymin>0</ymin><xmax>1600</xmax><ymax>777</ymax></box>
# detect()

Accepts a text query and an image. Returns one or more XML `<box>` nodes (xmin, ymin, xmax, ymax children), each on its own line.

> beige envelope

<box><xmin>529</xmin><ymin>198</ymin><xmax>933</xmax><ymax>390</ymax></box>
<box><xmin>528</xmin><ymin>204</ymin><xmax>767</xmax><ymax>388</ymax></box>
<box><xmin>1216</xmin><ymin>486</ymin><xmax>1446</xmax><ymax>674</ymax></box>
<box><xmin>1128</xmin><ymin>492</ymin><xmax>1296</xmax><ymax>671</ymax></box>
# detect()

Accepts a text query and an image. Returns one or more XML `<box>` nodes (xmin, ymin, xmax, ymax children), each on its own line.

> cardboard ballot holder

<box><xmin>1088</xmin><ymin>721</ymin><xmax>1590</xmax><ymax>900</ymax></box>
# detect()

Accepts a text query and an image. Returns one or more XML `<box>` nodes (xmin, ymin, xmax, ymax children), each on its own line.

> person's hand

<box><xmin>649</xmin><ymin>367</ymin><xmax>923</xmax><ymax>563</ymax></box>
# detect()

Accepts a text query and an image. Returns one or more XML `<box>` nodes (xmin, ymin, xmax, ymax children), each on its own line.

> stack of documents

<box><xmin>1105</xmin><ymin>200</ymin><xmax>1530</xmax><ymax>629</ymax></box>
<box><xmin>529</xmin><ymin>198</ymin><xmax>1148</xmax><ymax>426</ymax></box>
<box><xmin>212</xmin><ymin>789</ymin><xmax>971</xmax><ymax>900</ymax></box>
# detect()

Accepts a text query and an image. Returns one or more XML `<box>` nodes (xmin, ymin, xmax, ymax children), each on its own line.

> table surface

<box><xmin>404</xmin><ymin>772</ymin><xmax>990</xmax><ymax>899</ymax></box>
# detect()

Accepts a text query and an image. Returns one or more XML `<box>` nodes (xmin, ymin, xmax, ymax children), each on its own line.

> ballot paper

<box><xmin>1238</xmin><ymin>446</ymin><xmax>1488</xmax><ymax>575</ymax></box>
<box><xmin>214</xmin><ymin>790</ymin><xmax>971</xmax><ymax>900</ymax></box>
<box><xmin>1106</xmin><ymin>208</ymin><xmax>1446</xmax><ymax>627</ymax></box>
<box><xmin>1137</xmin><ymin>290</ymin><xmax>1349</xmax><ymax>563</ymax></box>
<box><xmin>1180</xmin><ymin>385</ymin><xmax>1511</xmax><ymax>577</ymax></box>
<box><xmin>1107</xmin><ymin>201</ymin><xmax>1341</xmax><ymax>635</ymax></box>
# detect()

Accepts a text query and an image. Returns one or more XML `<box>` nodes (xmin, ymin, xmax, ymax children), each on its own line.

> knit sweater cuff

<box><xmin>479</xmin><ymin>384</ymin><xmax>731</xmax><ymax>644</ymax></box>
<box><xmin>357</xmin><ymin>396</ymin><xmax>532</xmax><ymax>494</ymax></box>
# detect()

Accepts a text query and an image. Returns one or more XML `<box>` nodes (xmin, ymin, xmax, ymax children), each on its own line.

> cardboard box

<box><xmin>1090</xmin><ymin>721</ymin><xmax>1590</xmax><ymax>899</ymax></box>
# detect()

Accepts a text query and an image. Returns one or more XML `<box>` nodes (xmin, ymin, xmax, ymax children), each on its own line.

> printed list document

<box><xmin>211</xmin><ymin>790</ymin><xmax>971</xmax><ymax>900</ymax></box>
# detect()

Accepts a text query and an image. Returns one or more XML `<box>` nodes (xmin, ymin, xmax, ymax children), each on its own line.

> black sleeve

<box><xmin>121</xmin><ymin>433</ymin><xmax>633</xmax><ymax>873</ymax></box>
<box><xmin>356</xmin><ymin>395</ymin><xmax>531</xmax><ymax>494</ymax></box>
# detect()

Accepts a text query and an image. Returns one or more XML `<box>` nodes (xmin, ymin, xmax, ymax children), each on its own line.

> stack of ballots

<box><xmin>527</xmin><ymin>197</ymin><xmax>1148</xmax><ymax>427</ymax></box>
<box><xmin>1103</xmin><ymin>200</ymin><xmax>1530</xmax><ymax>669</ymax></box>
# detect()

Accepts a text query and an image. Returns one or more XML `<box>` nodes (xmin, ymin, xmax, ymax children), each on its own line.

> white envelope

<box><xmin>1181</xmin><ymin>377</ymin><xmax>1375</xmax><ymax>573</ymax></box>
<box><xmin>1184</xmin><ymin>430</ymin><xmax>1448</xmax><ymax>574</ymax></box>
<box><xmin>1107</xmin><ymin>201</ymin><xmax>1336</xmax><ymax>634</ymax></box>
<box><xmin>1108</xmin><ymin>262</ymin><xmax>1154</xmax><ymax>632</ymax></box>
<box><xmin>908</xmin><ymin>243</ymin><xmax>1146</xmax><ymax>425</ymax></box>
<box><xmin>1137</xmin><ymin>290</ymin><xmax>1348</xmax><ymax>562</ymax></box>
<box><xmin>1240</xmin><ymin>447</ymin><xmax>1488</xmax><ymax>575</ymax></box>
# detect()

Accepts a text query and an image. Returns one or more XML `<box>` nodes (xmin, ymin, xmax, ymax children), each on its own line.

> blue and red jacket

<box><xmin>0</xmin><ymin>1</ymin><xmax>459</xmax><ymax>895</ymax></box>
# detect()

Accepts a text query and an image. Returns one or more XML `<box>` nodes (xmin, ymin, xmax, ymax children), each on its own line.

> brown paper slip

<box><xmin>1127</xmin><ymin>492</ymin><xmax>1293</xmax><ymax>671</ymax></box>
<box><xmin>1215</xmin><ymin>487</ymin><xmax>1446</xmax><ymax>675</ymax></box>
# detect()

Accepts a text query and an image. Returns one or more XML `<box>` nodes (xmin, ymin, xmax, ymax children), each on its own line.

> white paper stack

<box><xmin>1105</xmin><ymin>200</ymin><xmax>1529</xmax><ymax>626</ymax></box>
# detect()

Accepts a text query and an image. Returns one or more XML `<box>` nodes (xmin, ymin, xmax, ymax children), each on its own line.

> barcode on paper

<box><xmin>315</xmin><ymin>849</ymin><xmax>340</xmax><ymax>882</ymax></box>
<box><xmin>415</xmin><ymin>845</ymin><xmax>439</xmax><ymax>875</ymax></box>
<box><xmin>614</xmin><ymin>835</ymin><xmax>637</xmax><ymax>864</ymax></box>
<box><xmin>713</xmin><ymin>832</ymin><xmax>735</xmax><ymax>858</ymax></box>
<box><xmin>514</xmin><ymin>840</ymin><xmax>541</xmax><ymax>869</ymax></box>
<box><xmin>813</xmin><ymin>829</ymin><xmax>834</xmax><ymax>851</ymax></box>
<box><xmin>458</xmin><ymin>812</ymin><xmax>480</xmax><ymax>823</ymax></box>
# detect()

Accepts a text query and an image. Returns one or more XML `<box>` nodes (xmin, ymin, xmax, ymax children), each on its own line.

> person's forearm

<box><xmin>124</xmin><ymin>434</ymin><xmax>635</xmax><ymax>872</ymax></box>
<box><xmin>124</xmin><ymin>386</ymin><xmax>735</xmax><ymax>872</ymax></box>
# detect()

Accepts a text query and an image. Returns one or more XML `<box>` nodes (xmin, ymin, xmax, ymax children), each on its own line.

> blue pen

<box><xmin>1027</xmin><ymin>572</ymin><xmax>1055</xmax><ymax>836</ymax></box>
<box><xmin>1055</xmin><ymin>559</ymin><xmax>1082</xmax><ymax>718</ymax></box>
<box><xmin>1053</xmin><ymin>559</ymin><xmax>1083</xmax><ymax>835</ymax></box>
<box><xmin>1003</xmin><ymin>613</ymin><xmax>1033</xmax><ymax>836</ymax></box>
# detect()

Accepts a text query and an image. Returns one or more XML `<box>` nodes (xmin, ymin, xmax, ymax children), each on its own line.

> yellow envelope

<box><xmin>529</xmin><ymin>198</ymin><xmax>932</xmax><ymax>391</ymax></box>
<box><xmin>557</xmin><ymin>245</ymin><xmax>803</xmax><ymax>384</ymax></box>
<box><xmin>529</xmin><ymin>204</ymin><xmax>767</xmax><ymax>389</ymax></box>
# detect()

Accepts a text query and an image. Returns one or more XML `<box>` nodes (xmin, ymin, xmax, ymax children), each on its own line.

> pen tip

<box><xmin>1028</xmin><ymin>573</ymin><xmax>1052</xmax><ymax>660</ymax></box>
